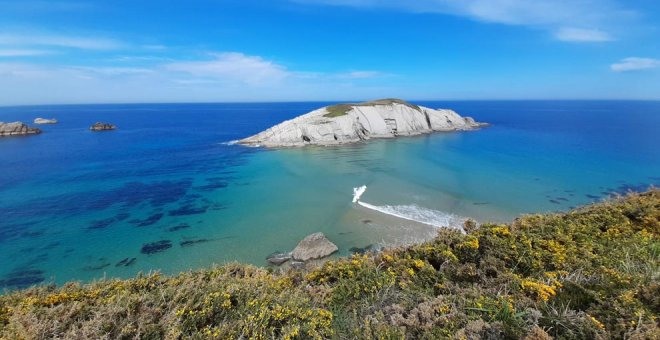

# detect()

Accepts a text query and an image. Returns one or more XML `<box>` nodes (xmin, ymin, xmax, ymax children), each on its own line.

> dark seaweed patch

<box><xmin>167</xmin><ymin>224</ymin><xmax>191</xmax><ymax>232</ymax></box>
<box><xmin>88</xmin><ymin>212</ymin><xmax>131</xmax><ymax>230</ymax></box>
<box><xmin>549</xmin><ymin>200</ymin><xmax>561</xmax><ymax>204</ymax></box>
<box><xmin>194</xmin><ymin>182</ymin><xmax>228</xmax><ymax>192</ymax></box>
<box><xmin>193</xmin><ymin>177</ymin><xmax>230</xmax><ymax>192</ymax></box>
<box><xmin>132</xmin><ymin>213</ymin><xmax>164</xmax><ymax>227</ymax></box>
<box><xmin>43</xmin><ymin>241</ymin><xmax>61</xmax><ymax>250</ymax></box>
<box><xmin>586</xmin><ymin>194</ymin><xmax>600</xmax><ymax>199</ymax></box>
<box><xmin>473</xmin><ymin>202</ymin><xmax>490</xmax><ymax>205</ymax></box>
<box><xmin>169</xmin><ymin>204</ymin><xmax>208</xmax><ymax>216</ymax></box>
<box><xmin>116</xmin><ymin>257</ymin><xmax>137</xmax><ymax>267</ymax></box>
<box><xmin>0</xmin><ymin>179</ymin><xmax>192</xmax><ymax>220</ymax></box>
<box><xmin>0</xmin><ymin>268</ymin><xmax>45</xmax><ymax>289</ymax></box>
<box><xmin>180</xmin><ymin>239</ymin><xmax>211</xmax><ymax>247</ymax></box>
<box><xmin>209</xmin><ymin>203</ymin><xmax>226</xmax><ymax>211</ymax></box>
<box><xmin>0</xmin><ymin>221</ymin><xmax>40</xmax><ymax>242</ymax></box>
<box><xmin>141</xmin><ymin>240</ymin><xmax>172</xmax><ymax>254</ymax></box>
<box><xmin>556</xmin><ymin>197</ymin><xmax>569</xmax><ymax>202</ymax></box>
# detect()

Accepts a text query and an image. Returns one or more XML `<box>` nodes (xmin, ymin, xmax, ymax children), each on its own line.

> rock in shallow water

<box><xmin>266</xmin><ymin>251</ymin><xmax>292</xmax><ymax>265</ymax></box>
<box><xmin>291</xmin><ymin>232</ymin><xmax>338</xmax><ymax>261</ymax></box>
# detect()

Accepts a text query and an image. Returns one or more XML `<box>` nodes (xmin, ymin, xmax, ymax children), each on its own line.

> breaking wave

<box><xmin>352</xmin><ymin>185</ymin><xmax>464</xmax><ymax>230</ymax></box>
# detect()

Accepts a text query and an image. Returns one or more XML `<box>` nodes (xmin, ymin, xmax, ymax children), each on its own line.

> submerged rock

<box><xmin>291</xmin><ymin>232</ymin><xmax>338</xmax><ymax>261</ymax></box>
<box><xmin>239</xmin><ymin>98</ymin><xmax>487</xmax><ymax>147</ymax></box>
<box><xmin>266</xmin><ymin>251</ymin><xmax>292</xmax><ymax>265</ymax></box>
<box><xmin>34</xmin><ymin>118</ymin><xmax>57</xmax><ymax>124</ymax></box>
<box><xmin>0</xmin><ymin>122</ymin><xmax>42</xmax><ymax>136</ymax></box>
<box><xmin>90</xmin><ymin>122</ymin><xmax>116</xmax><ymax>131</ymax></box>
<box><xmin>349</xmin><ymin>244</ymin><xmax>379</xmax><ymax>255</ymax></box>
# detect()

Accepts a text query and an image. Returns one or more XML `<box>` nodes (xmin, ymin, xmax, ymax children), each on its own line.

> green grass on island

<box><xmin>1</xmin><ymin>190</ymin><xmax>658</xmax><ymax>339</ymax></box>
<box><xmin>323</xmin><ymin>99</ymin><xmax>422</xmax><ymax>118</ymax></box>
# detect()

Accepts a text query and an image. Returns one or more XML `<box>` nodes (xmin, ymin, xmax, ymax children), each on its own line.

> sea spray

<box><xmin>352</xmin><ymin>185</ymin><xmax>367</xmax><ymax>203</ymax></box>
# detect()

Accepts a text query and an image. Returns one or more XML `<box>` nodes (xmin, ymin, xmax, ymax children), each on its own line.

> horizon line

<box><xmin>2</xmin><ymin>98</ymin><xmax>660</xmax><ymax>109</ymax></box>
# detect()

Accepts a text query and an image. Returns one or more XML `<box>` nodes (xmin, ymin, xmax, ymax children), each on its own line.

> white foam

<box><xmin>357</xmin><ymin>201</ymin><xmax>465</xmax><ymax>230</ymax></box>
<box><xmin>219</xmin><ymin>140</ymin><xmax>239</xmax><ymax>146</ymax></box>
<box><xmin>352</xmin><ymin>185</ymin><xmax>367</xmax><ymax>203</ymax></box>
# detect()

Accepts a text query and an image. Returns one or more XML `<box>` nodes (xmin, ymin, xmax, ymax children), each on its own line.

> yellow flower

<box><xmin>413</xmin><ymin>259</ymin><xmax>425</xmax><ymax>269</ymax></box>
<box><xmin>588</xmin><ymin>315</ymin><xmax>605</xmax><ymax>330</ymax></box>
<box><xmin>521</xmin><ymin>279</ymin><xmax>557</xmax><ymax>302</ymax></box>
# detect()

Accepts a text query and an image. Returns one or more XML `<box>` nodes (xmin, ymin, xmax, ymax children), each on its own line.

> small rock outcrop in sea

<box><xmin>266</xmin><ymin>251</ymin><xmax>292</xmax><ymax>265</ymax></box>
<box><xmin>291</xmin><ymin>232</ymin><xmax>338</xmax><ymax>261</ymax></box>
<box><xmin>0</xmin><ymin>122</ymin><xmax>42</xmax><ymax>137</ymax></box>
<box><xmin>90</xmin><ymin>122</ymin><xmax>116</xmax><ymax>131</ymax></box>
<box><xmin>34</xmin><ymin>118</ymin><xmax>57</xmax><ymax>124</ymax></box>
<box><xmin>239</xmin><ymin>98</ymin><xmax>488</xmax><ymax>147</ymax></box>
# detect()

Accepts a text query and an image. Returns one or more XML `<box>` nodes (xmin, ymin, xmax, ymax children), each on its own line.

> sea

<box><xmin>1</xmin><ymin>100</ymin><xmax>659</xmax><ymax>290</ymax></box>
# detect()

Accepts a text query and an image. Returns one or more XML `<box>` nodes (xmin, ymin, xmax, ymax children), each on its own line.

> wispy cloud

<box><xmin>0</xmin><ymin>33</ymin><xmax>124</xmax><ymax>50</ymax></box>
<box><xmin>335</xmin><ymin>71</ymin><xmax>384</xmax><ymax>79</ymax></box>
<box><xmin>293</xmin><ymin>0</ymin><xmax>631</xmax><ymax>43</ymax></box>
<box><xmin>0</xmin><ymin>48</ymin><xmax>53</xmax><ymax>57</ymax></box>
<box><xmin>555</xmin><ymin>27</ymin><xmax>612</xmax><ymax>42</ymax></box>
<box><xmin>0</xmin><ymin>52</ymin><xmax>393</xmax><ymax>105</ymax></box>
<box><xmin>165</xmin><ymin>52</ymin><xmax>290</xmax><ymax>85</ymax></box>
<box><xmin>610</xmin><ymin>57</ymin><xmax>660</xmax><ymax>72</ymax></box>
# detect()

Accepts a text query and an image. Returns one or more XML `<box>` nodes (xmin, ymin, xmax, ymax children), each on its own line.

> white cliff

<box><xmin>238</xmin><ymin>99</ymin><xmax>487</xmax><ymax>147</ymax></box>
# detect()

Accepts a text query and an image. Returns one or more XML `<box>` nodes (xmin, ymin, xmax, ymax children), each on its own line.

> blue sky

<box><xmin>0</xmin><ymin>0</ymin><xmax>659</xmax><ymax>105</ymax></box>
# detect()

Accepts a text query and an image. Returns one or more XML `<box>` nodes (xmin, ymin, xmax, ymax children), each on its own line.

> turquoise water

<box><xmin>0</xmin><ymin>101</ymin><xmax>658</xmax><ymax>289</ymax></box>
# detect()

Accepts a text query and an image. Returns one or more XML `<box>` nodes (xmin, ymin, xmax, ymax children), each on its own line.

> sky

<box><xmin>0</xmin><ymin>0</ymin><xmax>659</xmax><ymax>105</ymax></box>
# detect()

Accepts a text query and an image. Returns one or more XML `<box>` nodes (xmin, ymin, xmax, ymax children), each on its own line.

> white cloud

<box><xmin>610</xmin><ymin>57</ymin><xmax>660</xmax><ymax>72</ymax></box>
<box><xmin>0</xmin><ymin>52</ymin><xmax>392</xmax><ymax>105</ymax></box>
<box><xmin>69</xmin><ymin>66</ymin><xmax>154</xmax><ymax>76</ymax></box>
<box><xmin>335</xmin><ymin>71</ymin><xmax>384</xmax><ymax>79</ymax></box>
<box><xmin>293</xmin><ymin>0</ymin><xmax>630</xmax><ymax>42</ymax></box>
<box><xmin>555</xmin><ymin>27</ymin><xmax>612</xmax><ymax>42</ymax></box>
<box><xmin>0</xmin><ymin>48</ymin><xmax>52</xmax><ymax>57</ymax></box>
<box><xmin>0</xmin><ymin>33</ymin><xmax>123</xmax><ymax>50</ymax></box>
<box><xmin>165</xmin><ymin>52</ymin><xmax>290</xmax><ymax>85</ymax></box>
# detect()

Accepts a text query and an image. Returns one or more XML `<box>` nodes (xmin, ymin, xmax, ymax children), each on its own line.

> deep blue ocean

<box><xmin>1</xmin><ymin>100</ymin><xmax>659</xmax><ymax>290</ymax></box>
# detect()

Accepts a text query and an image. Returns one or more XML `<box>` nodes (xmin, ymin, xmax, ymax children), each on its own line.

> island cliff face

<box><xmin>0</xmin><ymin>122</ymin><xmax>42</xmax><ymax>137</ymax></box>
<box><xmin>239</xmin><ymin>99</ymin><xmax>487</xmax><ymax>147</ymax></box>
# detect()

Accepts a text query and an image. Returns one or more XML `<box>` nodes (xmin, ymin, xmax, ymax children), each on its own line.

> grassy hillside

<box><xmin>324</xmin><ymin>99</ymin><xmax>421</xmax><ymax>118</ymax></box>
<box><xmin>1</xmin><ymin>190</ymin><xmax>658</xmax><ymax>339</ymax></box>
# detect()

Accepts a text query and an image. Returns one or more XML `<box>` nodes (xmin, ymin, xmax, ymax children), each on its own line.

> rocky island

<box><xmin>0</xmin><ymin>122</ymin><xmax>42</xmax><ymax>137</ymax></box>
<box><xmin>239</xmin><ymin>99</ymin><xmax>487</xmax><ymax>147</ymax></box>
<box><xmin>34</xmin><ymin>118</ymin><xmax>57</xmax><ymax>124</ymax></box>
<box><xmin>90</xmin><ymin>122</ymin><xmax>116</xmax><ymax>131</ymax></box>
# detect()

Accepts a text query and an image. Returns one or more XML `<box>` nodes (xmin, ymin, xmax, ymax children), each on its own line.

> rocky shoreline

<box><xmin>239</xmin><ymin>99</ymin><xmax>487</xmax><ymax>147</ymax></box>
